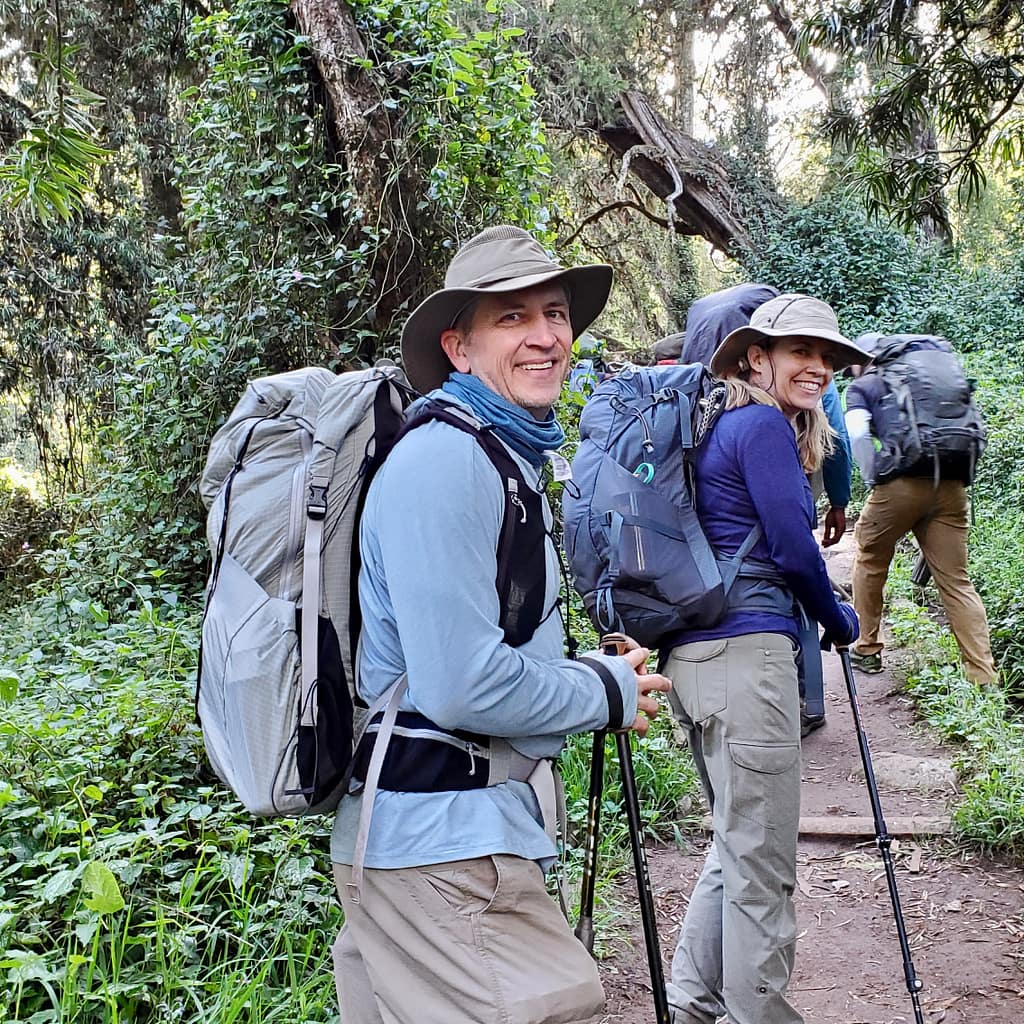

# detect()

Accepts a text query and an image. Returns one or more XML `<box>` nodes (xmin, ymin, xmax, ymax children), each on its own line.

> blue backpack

<box><xmin>563</xmin><ymin>363</ymin><xmax>762</xmax><ymax>648</ymax></box>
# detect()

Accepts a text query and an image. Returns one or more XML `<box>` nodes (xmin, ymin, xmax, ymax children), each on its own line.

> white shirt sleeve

<box><xmin>844</xmin><ymin>407</ymin><xmax>875</xmax><ymax>487</ymax></box>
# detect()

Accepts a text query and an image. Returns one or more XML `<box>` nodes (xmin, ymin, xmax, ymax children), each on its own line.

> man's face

<box><xmin>440</xmin><ymin>281</ymin><xmax>573</xmax><ymax>417</ymax></box>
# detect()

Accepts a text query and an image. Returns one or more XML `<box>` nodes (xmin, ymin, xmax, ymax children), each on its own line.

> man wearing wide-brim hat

<box><xmin>329</xmin><ymin>225</ymin><xmax>671</xmax><ymax>1024</ymax></box>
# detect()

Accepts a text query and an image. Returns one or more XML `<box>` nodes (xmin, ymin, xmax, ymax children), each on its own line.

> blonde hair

<box><xmin>723</xmin><ymin>378</ymin><xmax>835</xmax><ymax>473</ymax></box>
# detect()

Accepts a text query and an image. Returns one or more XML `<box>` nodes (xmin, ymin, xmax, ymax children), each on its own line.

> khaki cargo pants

<box><xmin>852</xmin><ymin>477</ymin><xmax>997</xmax><ymax>684</ymax></box>
<box><xmin>664</xmin><ymin>632</ymin><xmax>804</xmax><ymax>1024</ymax></box>
<box><xmin>331</xmin><ymin>854</ymin><xmax>604</xmax><ymax>1024</ymax></box>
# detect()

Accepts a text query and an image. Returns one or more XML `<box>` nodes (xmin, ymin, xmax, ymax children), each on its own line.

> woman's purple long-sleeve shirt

<box><xmin>663</xmin><ymin>403</ymin><xmax>849</xmax><ymax>649</ymax></box>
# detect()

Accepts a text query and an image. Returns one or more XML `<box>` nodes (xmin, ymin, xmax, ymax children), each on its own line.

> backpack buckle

<box><xmin>307</xmin><ymin>485</ymin><xmax>328</xmax><ymax>520</ymax></box>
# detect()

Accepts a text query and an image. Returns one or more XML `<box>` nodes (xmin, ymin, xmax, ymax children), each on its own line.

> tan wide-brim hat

<box><xmin>400</xmin><ymin>225</ymin><xmax>613</xmax><ymax>394</ymax></box>
<box><xmin>709</xmin><ymin>293</ymin><xmax>873</xmax><ymax>377</ymax></box>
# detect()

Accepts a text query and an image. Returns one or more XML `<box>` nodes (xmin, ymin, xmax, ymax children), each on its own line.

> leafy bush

<box><xmin>0</xmin><ymin>463</ymin><xmax>62</xmax><ymax>604</ymax></box>
<box><xmin>887</xmin><ymin>584</ymin><xmax>1024</xmax><ymax>857</ymax></box>
<box><xmin>744</xmin><ymin>193</ymin><xmax>1024</xmax><ymax>360</ymax></box>
<box><xmin>0</xmin><ymin>593</ymin><xmax>342</xmax><ymax>1023</ymax></box>
<box><xmin>962</xmin><ymin>352</ymin><xmax>1024</xmax><ymax>688</ymax></box>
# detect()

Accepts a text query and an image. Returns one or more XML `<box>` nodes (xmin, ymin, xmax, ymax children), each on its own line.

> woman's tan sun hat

<box><xmin>709</xmin><ymin>293</ymin><xmax>873</xmax><ymax>378</ymax></box>
<box><xmin>400</xmin><ymin>225</ymin><xmax>613</xmax><ymax>393</ymax></box>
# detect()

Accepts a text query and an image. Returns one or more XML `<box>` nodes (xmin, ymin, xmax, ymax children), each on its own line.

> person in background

<box><xmin>660</xmin><ymin>293</ymin><xmax>865</xmax><ymax>1024</ymax></box>
<box><xmin>844</xmin><ymin>333</ymin><xmax>997</xmax><ymax>684</ymax></box>
<box><xmin>329</xmin><ymin>225</ymin><xmax>672</xmax><ymax>1024</ymax></box>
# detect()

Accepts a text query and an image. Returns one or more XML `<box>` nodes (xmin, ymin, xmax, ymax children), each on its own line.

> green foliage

<box><xmin>0</xmin><ymin>461</ymin><xmax>60</xmax><ymax>602</ymax></box>
<box><xmin>961</xmin><ymin>352</ymin><xmax>1024</xmax><ymax>687</ymax></box>
<box><xmin>743</xmin><ymin>193</ymin><xmax>939</xmax><ymax>329</ymax></box>
<box><xmin>351</xmin><ymin>0</ymin><xmax>554</xmax><ymax>250</ymax></box>
<box><xmin>0</xmin><ymin>36</ymin><xmax>112</xmax><ymax>223</ymax></box>
<box><xmin>803</xmin><ymin>0</ymin><xmax>1024</xmax><ymax>234</ymax></box>
<box><xmin>743</xmin><ymin>192</ymin><xmax>1024</xmax><ymax>361</ymax></box>
<box><xmin>561</xmin><ymin>721</ymin><xmax>701</xmax><ymax>857</ymax></box>
<box><xmin>887</xmin><ymin>576</ymin><xmax>1024</xmax><ymax>856</ymax></box>
<box><xmin>17</xmin><ymin>0</ymin><xmax>559</xmax><ymax>593</ymax></box>
<box><xmin>0</xmin><ymin>593</ymin><xmax>342</xmax><ymax>1023</ymax></box>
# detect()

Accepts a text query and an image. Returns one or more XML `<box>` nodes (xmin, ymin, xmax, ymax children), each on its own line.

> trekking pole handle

<box><xmin>602</xmin><ymin>633</ymin><xmax>641</xmax><ymax>733</ymax></box>
<box><xmin>601</xmin><ymin>631</ymin><xmax>634</xmax><ymax>658</ymax></box>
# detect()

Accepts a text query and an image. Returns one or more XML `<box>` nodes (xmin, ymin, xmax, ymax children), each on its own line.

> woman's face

<box><xmin>746</xmin><ymin>336</ymin><xmax>836</xmax><ymax>418</ymax></box>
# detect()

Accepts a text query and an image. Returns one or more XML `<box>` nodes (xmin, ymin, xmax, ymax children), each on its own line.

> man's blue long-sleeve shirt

<box><xmin>821</xmin><ymin>380</ymin><xmax>852</xmax><ymax>507</ymax></box>
<box><xmin>331</xmin><ymin>397</ymin><xmax>638</xmax><ymax>870</ymax></box>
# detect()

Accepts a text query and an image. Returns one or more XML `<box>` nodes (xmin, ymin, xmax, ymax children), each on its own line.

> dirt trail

<box><xmin>591</xmin><ymin>532</ymin><xmax>1024</xmax><ymax>1023</ymax></box>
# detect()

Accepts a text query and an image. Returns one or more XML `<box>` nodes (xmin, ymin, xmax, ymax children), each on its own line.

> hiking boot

<box><xmin>799</xmin><ymin>697</ymin><xmax>826</xmax><ymax>738</ymax></box>
<box><xmin>849</xmin><ymin>649</ymin><xmax>883</xmax><ymax>674</ymax></box>
<box><xmin>800</xmin><ymin>710</ymin><xmax>826</xmax><ymax>738</ymax></box>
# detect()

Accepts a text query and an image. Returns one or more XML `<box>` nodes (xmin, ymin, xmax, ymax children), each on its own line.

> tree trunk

<box><xmin>908</xmin><ymin>117</ymin><xmax>953</xmax><ymax>245</ymax></box>
<box><xmin>289</xmin><ymin>0</ymin><xmax>415</xmax><ymax>343</ymax></box>
<box><xmin>597</xmin><ymin>91</ymin><xmax>784</xmax><ymax>257</ymax></box>
<box><xmin>671</xmin><ymin>6</ymin><xmax>696</xmax><ymax>134</ymax></box>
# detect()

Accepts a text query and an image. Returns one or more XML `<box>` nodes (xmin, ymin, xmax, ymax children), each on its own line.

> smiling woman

<box><xmin>710</xmin><ymin>295</ymin><xmax>872</xmax><ymax>474</ymax></box>
<box><xmin>657</xmin><ymin>293</ymin><xmax>869</xmax><ymax>1024</ymax></box>
<box><xmin>746</xmin><ymin>337</ymin><xmax>835</xmax><ymax>417</ymax></box>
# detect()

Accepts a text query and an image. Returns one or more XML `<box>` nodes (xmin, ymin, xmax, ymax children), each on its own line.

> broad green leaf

<box><xmin>41</xmin><ymin>868</ymin><xmax>79</xmax><ymax>903</ymax></box>
<box><xmin>81</xmin><ymin>861</ymin><xmax>125</xmax><ymax>914</ymax></box>
<box><xmin>0</xmin><ymin>670</ymin><xmax>18</xmax><ymax>702</ymax></box>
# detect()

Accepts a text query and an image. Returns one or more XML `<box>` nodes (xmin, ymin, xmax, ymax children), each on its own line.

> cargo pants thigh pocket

<box><xmin>727</xmin><ymin>741</ymin><xmax>801</xmax><ymax>830</ymax></box>
<box><xmin>665</xmin><ymin>638</ymin><xmax>729</xmax><ymax>723</ymax></box>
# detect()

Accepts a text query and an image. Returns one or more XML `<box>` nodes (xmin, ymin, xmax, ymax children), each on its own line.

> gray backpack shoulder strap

<box><xmin>347</xmin><ymin>674</ymin><xmax>408</xmax><ymax>904</ymax></box>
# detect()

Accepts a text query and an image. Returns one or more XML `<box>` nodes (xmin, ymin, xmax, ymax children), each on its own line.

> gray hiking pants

<box><xmin>664</xmin><ymin>632</ymin><xmax>804</xmax><ymax>1024</ymax></box>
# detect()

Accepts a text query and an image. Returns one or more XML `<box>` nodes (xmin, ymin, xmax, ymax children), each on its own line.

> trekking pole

<box><xmin>602</xmin><ymin>633</ymin><xmax>671</xmax><ymax>1024</ymax></box>
<box><xmin>838</xmin><ymin>646</ymin><xmax>925</xmax><ymax>1024</ymax></box>
<box><xmin>911</xmin><ymin>550</ymin><xmax>932</xmax><ymax>589</ymax></box>
<box><xmin>575</xmin><ymin>728</ymin><xmax>605</xmax><ymax>954</ymax></box>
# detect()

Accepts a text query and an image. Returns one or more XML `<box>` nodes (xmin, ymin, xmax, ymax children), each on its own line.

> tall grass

<box><xmin>0</xmin><ymin>592</ymin><xmax>343</xmax><ymax>1023</ymax></box>
<box><xmin>886</xmin><ymin>554</ymin><xmax>1024</xmax><ymax>856</ymax></box>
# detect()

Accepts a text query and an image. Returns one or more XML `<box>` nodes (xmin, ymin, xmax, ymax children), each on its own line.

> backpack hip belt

<box><xmin>349</xmin><ymin>710</ymin><xmax>537</xmax><ymax>792</ymax></box>
<box><xmin>346</xmin><ymin>673</ymin><xmax>541</xmax><ymax>904</ymax></box>
<box><xmin>726</xmin><ymin>556</ymin><xmax>795</xmax><ymax>618</ymax></box>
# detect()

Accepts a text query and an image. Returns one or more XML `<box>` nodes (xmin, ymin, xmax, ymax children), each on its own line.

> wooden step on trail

<box><xmin>700</xmin><ymin>815</ymin><xmax>951</xmax><ymax>837</ymax></box>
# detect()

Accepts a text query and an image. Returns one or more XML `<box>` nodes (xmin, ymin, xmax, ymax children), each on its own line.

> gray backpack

<box><xmin>868</xmin><ymin>335</ymin><xmax>986</xmax><ymax>484</ymax></box>
<box><xmin>197</xmin><ymin>365</ymin><xmax>412</xmax><ymax>816</ymax></box>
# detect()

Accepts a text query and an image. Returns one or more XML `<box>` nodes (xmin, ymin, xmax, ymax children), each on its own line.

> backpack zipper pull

<box><xmin>465</xmin><ymin>742</ymin><xmax>477</xmax><ymax>776</ymax></box>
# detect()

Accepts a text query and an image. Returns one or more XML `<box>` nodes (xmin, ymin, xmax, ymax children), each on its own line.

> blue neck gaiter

<box><xmin>440</xmin><ymin>372</ymin><xmax>565</xmax><ymax>469</ymax></box>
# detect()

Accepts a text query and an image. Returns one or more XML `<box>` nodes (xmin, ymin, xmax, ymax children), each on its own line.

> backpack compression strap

<box><xmin>301</xmin><ymin>369</ymin><xmax>407</xmax><ymax>732</ymax></box>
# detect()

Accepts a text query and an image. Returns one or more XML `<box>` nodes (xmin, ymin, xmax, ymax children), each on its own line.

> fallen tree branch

<box><xmin>597</xmin><ymin>90</ymin><xmax>784</xmax><ymax>255</ymax></box>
